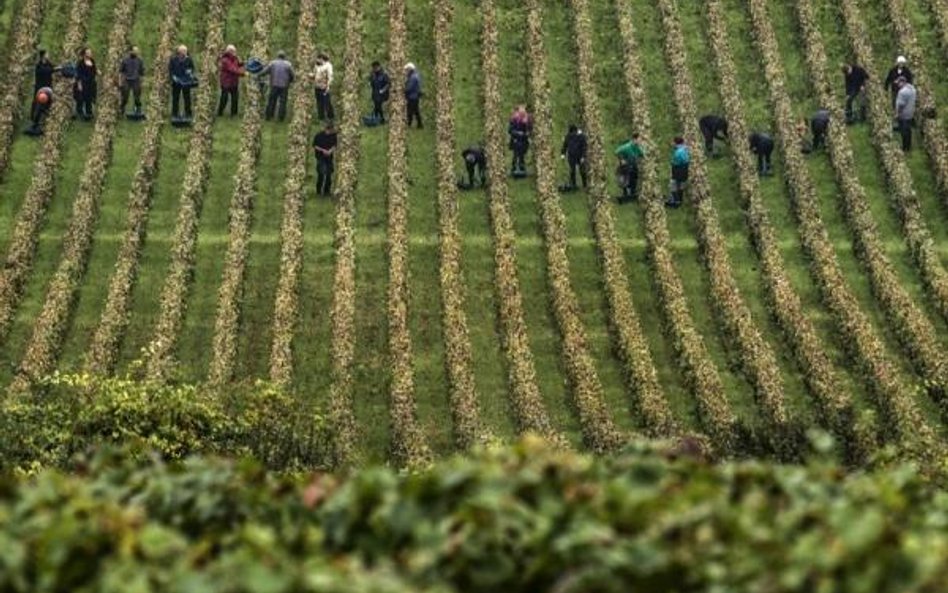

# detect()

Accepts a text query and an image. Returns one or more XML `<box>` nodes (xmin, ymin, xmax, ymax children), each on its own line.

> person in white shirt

<box><xmin>313</xmin><ymin>53</ymin><xmax>334</xmax><ymax>120</ymax></box>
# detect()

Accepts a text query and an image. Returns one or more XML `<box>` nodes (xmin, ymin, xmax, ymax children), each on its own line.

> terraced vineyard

<box><xmin>1</xmin><ymin>0</ymin><xmax>948</xmax><ymax>465</ymax></box>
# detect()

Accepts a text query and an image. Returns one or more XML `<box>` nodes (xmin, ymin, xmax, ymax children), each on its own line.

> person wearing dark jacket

<box><xmin>74</xmin><ymin>47</ymin><xmax>97</xmax><ymax>120</ymax></box>
<box><xmin>27</xmin><ymin>87</ymin><xmax>53</xmax><ymax>135</ymax></box>
<box><xmin>461</xmin><ymin>145</ymin><xmax>487</xmax><ymax>187</ymax></box>
<box><xmin>884</xmin><ymin>55</ymin><xmax>913</xmax><ymax>107</ymax></box>
<box><xmin>508</xmin><ymin>105</ymin><xmax>532</xmax><ymax>176</ymax></box>
<box><xmin>699</xmin><ymin>115</ymin><xmax>728</xmax><ymax>155</ymax></box>
<box><xmin>560</xmin><ymin>124</ymin><xmax>588</xmax><ymax>189</ymax></box>
<box><xmin>312</xmin><ymin>121</ymin><xmax>338</xmax><ymax>196</ymax></box>
<box><xmin>32</xmin><ymin>50</ymin><xmax>58</xmax><ymax>121</ymax></box>
<box><xmin>749</xmin><ymin>132</ymin><xmax>774</xmax><ymax>176</ymax></box>
<box><xmin>842</xmin><ymin>63</ymin><xmax>868</xmax><ymax>123</ymax></box>
<box><xmin>404</xmin><ymin>62</ymin><xmax>422</xmax><ymax>128</ymax></box>
<box><xmin>810</xmin><ymin>109</ymin><xmax>830</xmax><ymax>150</ymax></box>
<box><xmin>218</xmin><ymin>44</ymin><xmax>243</xmax><ymax>117</ymax></box>
<box><xmin>169</xmin><ymin>44</ymin><xmax>195</xmax><ymax>119</ymax></box>
<box><xmin>119</xmin><ymin>46</ymin><xmax>145</xmax><ymax>116</ymax></box>
<box><xmin>369</xmin><ymin>61</ymin><xmax>390</xmax><ymax>123</ymax></box>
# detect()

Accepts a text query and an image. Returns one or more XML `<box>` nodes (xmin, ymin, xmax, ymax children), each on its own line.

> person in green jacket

<box><xmin>615</xmin><ymin>134</ymin><xmax>644</xmax><ymax>203</ymax></box>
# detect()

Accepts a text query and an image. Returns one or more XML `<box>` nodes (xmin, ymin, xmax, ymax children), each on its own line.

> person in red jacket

<box><xmin>218</xmin><ymin>44</ymin><xmax>244</xmax><ymax>117</ymax></box>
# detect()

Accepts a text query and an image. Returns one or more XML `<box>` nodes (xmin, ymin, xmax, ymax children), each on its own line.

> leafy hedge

<box><xmin>2</xmin><ymin>437</ymin><xmax>948</xmax><ymax>592</ymax></box>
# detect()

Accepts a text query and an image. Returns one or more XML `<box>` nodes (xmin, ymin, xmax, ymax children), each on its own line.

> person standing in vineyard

<box><xmin>894</xmin><ymin>77</ymin><xmax>916</xmax><ymax>152</ymax></box>
<box><xmin>615</xmin><ymin>134</ymin><xmax>644</xmax><ymax>202</ymax></box>
<box><xmin>842</xmin><ymin>63</ymin><xmax>868</xmax><ymax>124</ymax></box>
<box><xmin>312</xmin><ymin>120</ymin><xmax>337</xmax><ymax>196</ymax></box>
<box><xmin>169</xmin><ymin>45</ymin><xmax>196</xmax><ymax>121</ymax></box>
<box><xmin>262</xmin><ymin>51</ymin><xmax>295</xmax><ymax>122</ymax></box>
<box><xmin>560</xmin><ymin>124</ymin><xmax>587</xmax><ymax>190</ymax></box>
<box><xmin>217</xmin><ymin>45</ymin><xmax>243</xmax><ymax>117</ymax></box>
<box><xmin>884</xmin><ymin>55</ymin><xmax>913</xmax><ymax>108</ymax></box>
<box><xmin>748</xmin><ymin>131</ymin><xmax>774</xmax><ymax>176</ymax></box>
<box><xmin>369</xmin><ymin>61</ymin><xmax>390</xmax><ymax>124</ymax></box>
<box><xmin>313</xmin><ymin>53</ymin><xmax>334</xmax><ymax>121</ymax></box>
<box><xmin>404</xmin><ymin>62</ymin><xmax>423</xmax><ymax>128</ymax></box>
<box><xmin>74</xmin><ymin>47</ymin><xmax>97</xmax><ymax>121</ymax></box>
<box><xmin>508</xmin><ymin>104</ymin><xmax>532</xmax><ymax>177</ymax></box>
<box><xmin>699</xmin><ymin>114</ymin><xmax>728</xmax><ymax>156</ymax></box>
<box><xmin>666</xmin><ymin>136</ymin><xmax>690</xmax><ymax>209</ymax></box>
<box><xmin>810</xmin><ymin>109</ymin><xmax>830</xmax><ymax>151</ymax></box>
<box><xmin>461</xmin><ymin>144</ymin><xmax>487</xmax><ymax>188</ymax></box>
<box><xmin>31</xmin><ymin>50</ymin><xmax>59</xmax><ymax>122</ymax></box>
<box><xmin>119</xmin><ymin>46</ymin><xmax>145</xmax><ymax>118</ymax></box>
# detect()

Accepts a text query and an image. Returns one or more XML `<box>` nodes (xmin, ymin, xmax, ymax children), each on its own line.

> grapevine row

<box><xmin>86</xmin><ymin>0</ymin><xmax>227</xmax><ymax>375</ymax></box>
<box><xmin>325</xmin><ymin>0</ymin><xmax>365</xmax><ymax>466</ymax></box>
<box><xmin>385</xmin><ymin>0</ymin><xmax>431</xmax><ymax>468</ymax></box>
<box><xmin>0</xmin><ymin>0</ymin><xmax>93</xmax><ymax>344</ymax></box>
<box><xmin>612</xmin><ymin>0</ymin><xmax>736</xmax><ymax>453</ymax></box>
<box><xmin>743</xmin><ymin>0</ymin><xmax>942</xmax><ymax>461</ymax></box>
<box><xmin>10</xmin><ymin>0</ymin><xmax>143</xmax><ymax>394</ymax></box>
<box><xmin>702</xmin><ymin>0</ymin><xmax>857</xmax><ymax>449</ymax></box>
<box><xmin>560</xmin><ymin>0</ymin><xmax>677</xmax><ymax>439</ymax></box>
<box><xmin>432</xmin><ymin>0</ymin><xmax>487</xmax><ymax>449</ymax></box>
<box><xmin>527</xmin><ymin>0</ymin><xmax>623</xmax><ymax>453</ymax></box>
<box><xmin>792</xmin><ymin>0</ymin><xmax>948</xmax><ymax>405</ymax></box>
<box><xmin>141</xmin><ymin>0</ymin><xmax>231</xmax><ymax>382</ymax></box>
<box><xmin>207</xmin><ymin>0</ymin><xmax>277</xmax><ymax>384</ymax></box>
<box><xmin>654</xmin><ymin>0</ymin><xmax>790</xmax><ymax>445</ymax></box>
<box><xmin>268</xmin><ymin>0</ymin><xmax>319</xmax><ymax>386</ymax></box>
<box><xmin>479</xmin><ymin>0</ymin><xmax>564</xmax><ymax>445</ymax></box>
<box><xmin>831</xmin><ymin>0</ymin><xmax>948</xmax><ymax>326</ymax></box>
<box><xmin>0</xmin><ymin>0</ymin><xmax>45</xmax><ymax>179</ymax></box>
<box><xmin>879</xmin><ymin>0</ymin><xmax>948</xmax><ymax>213</ymax></box>
<box><xmin>924</xmin><ymin>0</ymin><xmax>948</xmax><ymax>63</ymax></box>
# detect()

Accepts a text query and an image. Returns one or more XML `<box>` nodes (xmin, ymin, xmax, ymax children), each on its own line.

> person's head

<box><xmin>465</xmin><ymin>152</ymin><xmax>476</xmax><ymax>164</ymax></box>
<box><xmin>38</xmin><ymin>48</ymin><xmax>48</xmax><ymax>62</ymax></box>
<box><xmin>277</xmin><ymin>50</ymin><xmax>287</xmax><ymax>60</ymax></box>
<box><xmin>225</xmin><ymin>44</ymin><xmax>236</xmax><ymax>56</ymax></box>
<box><xmin>896</xmin><ymin>55</ymin><xmax>907</xmax><ymax>66</ymax></box>
<box><xmin>404</xmin><ymin>62</ymin><xmax>415</xmax><ymax>73</ymax></box>
<box><xmin>372</xmin><ymin>60</ymin><xmax>381</xmax><ymax>72</ymax></box>
<box><xmin>325</xmin><ymin>120</ymin><xmax>336</xmax><ymax>133</ymax></box>
<box><xmin>81</xmin><ymin>47</ymin><xmax>92</xmax><ymax>59</ymax></box>
<box><xmin>673</xmin><ymin>136</ymin><xmax>685</xmax><ymax>146</ymax></box>
<box><xmin>842</xmin><ymin>63</ymin><xmax>852</xmax><ymax>74</ymax></box>
<box><xmin>177</xmin><ymin>44</ymin><xmax>187</xmax><ymax>57</ymax></box>
<box><xmin>895</xmin><ymin>76</ymin><xmax>907</xmax><ymax>88</ymax></box>
<box><xmin>568</xmin><ymin>124</ymin><xmax>578</xmax><ymax>134</ymax></box>
<box><xmin>631</xmin><ymin>132</ymin><xmax>640</xmax><ymax>141</ymax></box>
<box><xmin>129</xmin><ymin>45</ymin><xmax>139</xmax><ymax>57</ymax></box>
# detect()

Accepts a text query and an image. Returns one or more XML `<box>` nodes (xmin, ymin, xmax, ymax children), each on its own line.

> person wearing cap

<box><xmin>806</xmin><ymin>108</ymin><xmax>830</xmax><ymax>151</ymax></box>
<box><xmin>894</xmin><ymin>77</ymin><xmax>917</xmax><ymax>152</ymax></box>
<box><xmin>218</xmin><ymin>44</ymin><xmax>244</xmax><ymax>117</ymax></box>
<box><xmin>461</xmin><ymin>144</ymin><xmax>487</xmax><ymax>188</ymax></box>
<box><xmin>842</xmin><ymin>63</ymin><xmax>868</xmax><ymax>123</ymax></box>
<box><xmin>32</xmin><ymin>50</ymin><xmax>59</xmax><ymax>122</ymax></box>
<box><xmin>313</xmin><ymin>53</ymin><xmax>334</xmax><ymax>120</ymax></box>
<box><xmin>369</xmin><ymin>61</ymin><xmax>390</xmax><ymax>124</ymax></box>
<box><xmin>560</xmin><ymin>124</ymin><xmax>587</xmax><ymax>190</ymax></box>
<box><xmin>404</xmin><ymin>62</ymin><xmax>422</xmax><ymax>128</ymax></box>
<box><xmin>74</xmin><ymin>47</ymin><xmax>97</xmax><ymax>121</ymax></box>
<box><xmin>312</xmin><ymin>120</ymin><xmax>337</xmax><ymax>196</ymax></box>
<box><xmin>169</xmin><ymin>45</ymin><xmax>195</xmax><ymax>119</ymax></box>
<box><xmin>615</xmin><ymin>134</ymin><xmax>645</xmax><ymax>202</ymax></box>
<box><xmin>261</xmin><ymin>51</ymin><xmax>295</xmax><ymax>121</ymax></box>
<box><xmin>699</xmin><ymin>115</ymin><xmax>728</xmax><ymax>156</ymax></box>
<box><xmin>119</xmin><ymin>46</ymin><xmax>145</xmax><ymax>116</ymax></box>
<box><xmin>749</xmin><ymin>131</ymin><xmax>774</xmax><ymax>176</ymax></box>
<box><xmin>667</xmin><ymin>136</ymin><xmax>690</xmax><ymax>208</ymax></box>
<box><xmin>884</xmin><ymin>55</ymin><xmax>913</xmax><ymax>107</ymax></box>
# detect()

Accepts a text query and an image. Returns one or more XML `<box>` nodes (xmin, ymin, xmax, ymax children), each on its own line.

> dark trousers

<box><xmin>897</xmin><ymin>117</ymin><xmax>912</xmax><ymax>151</ymax></box>
<box><xmin>316</xmin><ymin>158</ymin><xmax>334</xmax><ymax>195</ymax></box>
<box><xmin>372</xmin><ymin>98</ymin><xmax>386</xmax><ymax>121</ymax></box>
<box><xmin>172</xmin><ymin>84</ymin><xmax>192</xmax><ymax>118</ymax></box>
<box><xmin>567</xmin><ymin>157</ymin><xmax>587</xmax><ymax>188</ymax></box>
<box><xmin>76</xmin><ymin>82</ymin><xmax>96</xmax><ymax>118</ymax></box>
<box><xmin>316</xmin><ymin>89</ymin><xmax>334</xmax><ymax>120</ymax></box>
<box><xmin>30</xmin><ymin>103</ymin><xmax>49</xmax><ymax>130</ymax></box>
<box><xmin>266</xmin><ymin>86</ymin><xmax>289</xmax><ymax>121</ymax></box>
<box><xmin>845</xmin><ymin>90</ymin><xmax>866</xmax><ymax>122</ymax></box>
<box><xmin>466</xmin><ymin>161</ymin><xmax>485</xmax><ymax>186</ymax></box>
<box><xmin>120</xmin><ymin>80</ymin><xmax>142</xmax><ymax>112</ymax></box>
<box><xmin>218</xmin><ymin>87</ymin><xmax>239</xmax><ymax>116</ymax></box>
<box><xmin>406</xmin><ymin>97</ymin><xmax>422</xmax><ymax>127</ymax></box>
<box><xmin>811</xmin><ymin>120</ymin><xmax>827</xmax><ymax>150</ymax></box>
<box><xmin>620</xmin><ymin>166</ymin><xmax>638</xmax><ymax>201</ymax></box>
<box><xmin>700</xmin><ymin>122</ymin><xmax>717</xmax><ymax>152</ymax></box>
<box><xmin>756</xmin><ymin>149</ymin><xmax>773</xmax><ymax>173</ymax></box>
<box><xmin>511</xmin><ymin>144</ymin><xmax>528</xmax><ymax>172</ymax></box>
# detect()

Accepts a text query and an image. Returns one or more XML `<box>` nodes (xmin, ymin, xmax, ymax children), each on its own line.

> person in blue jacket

<box><xmin>369</xmin><ymin>61</ymin><xmax>390</xmax><ymax>123</ymax></box>
<box><xmin>667</xmin><ymin>136</ymin><xmax>691</xmax><ymax>208</ymax></box>
<box><xmin>404</xmin><ymin>62</ymin><xmax>422</xmax><ymax>128</ymax></box>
